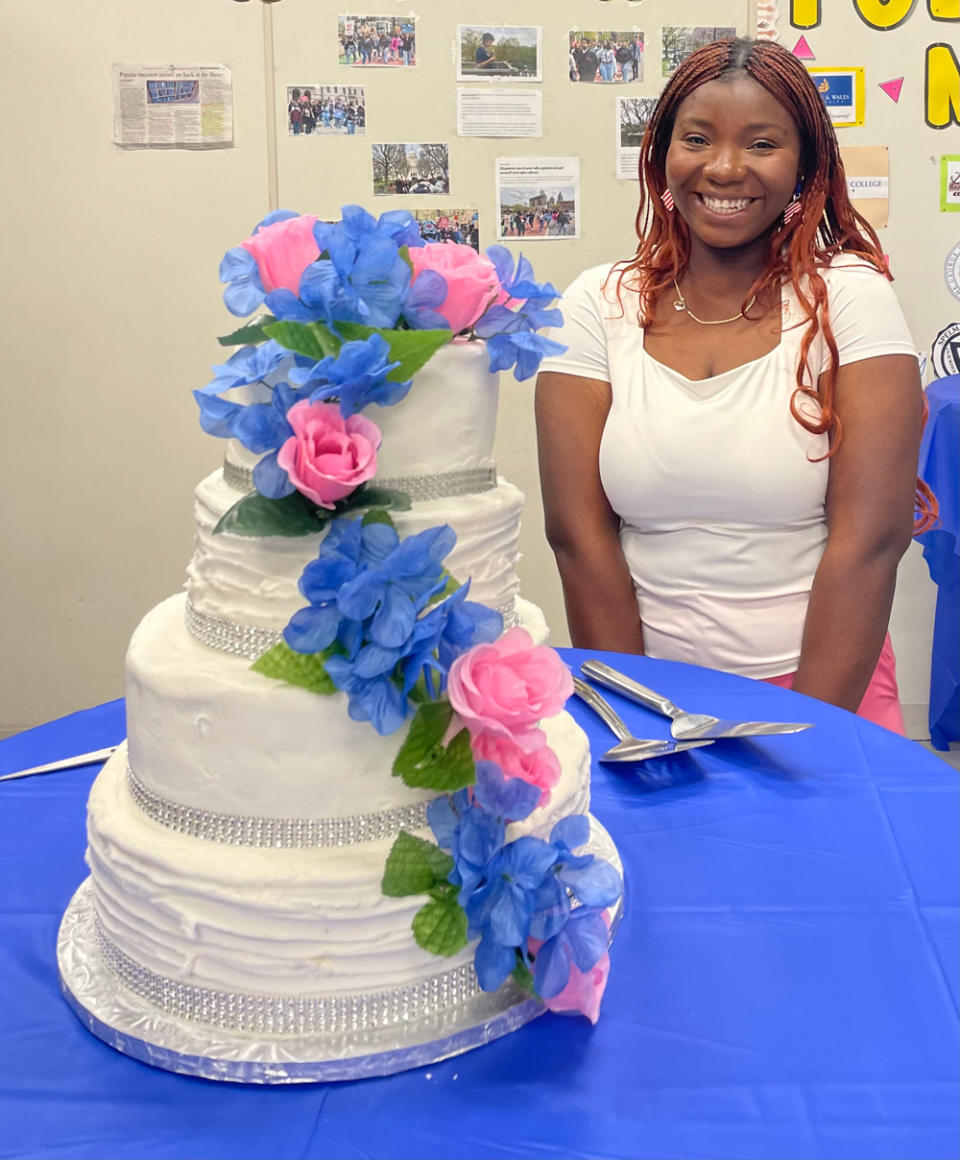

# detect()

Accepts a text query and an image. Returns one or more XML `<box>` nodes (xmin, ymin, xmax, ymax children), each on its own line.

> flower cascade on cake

<box><xmin>194</xmin><ymin>206</ymin><xmax>622</xmax><ymax>1022</ymax></box>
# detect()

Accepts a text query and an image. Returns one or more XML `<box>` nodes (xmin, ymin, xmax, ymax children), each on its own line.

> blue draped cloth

<box><xmin>916</xmin><ymin>375</ymin><xmax>959</xmax><ymax>749</ymax></box>
<box><xmin>0</xmin><ymin>655</ymin><xmax>957</xmax><ymax>1160</ymax></box>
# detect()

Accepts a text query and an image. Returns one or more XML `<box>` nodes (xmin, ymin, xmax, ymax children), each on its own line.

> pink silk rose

<box><xmin>529</xmin><ymin>910</ymin><xmax>612</xmax><ymax>1024</ymax></box>
<box><xmin>408</xmin><ymin>243</ymin><xmax>501</xmax><ymax>333</ymax></box>
<box><xmin>276</xmin><ymin>401</ymin><xmax>380</xmax><ymax>509</ymax></box>
<box><xmin>541</xmin><ymin>951</ymin><xmax>610</xmax><ymax>1025</ymax></box>
<box><xmin>446</xmin><ymin>627</ymin><xmax>574</xmax><ymax>747</ymax></box>
<box><xmin>240</xmin><ymin>213</ymin><xmax>319</xmax><ymax>295</ymax></box>
<box><xmin>470</xmin><ymin>728</ymin><xmax>561</xmax><ymax>803</ymax></box>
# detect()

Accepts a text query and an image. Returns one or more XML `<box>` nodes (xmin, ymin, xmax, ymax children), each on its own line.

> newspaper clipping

<box><xmin>457</xmin><ymin>89</ymin><xmax>542</xmax><ymax>137</ymax></box>
<box><xmin>495</xmin><ymin>157</ymin><xmax>580</xmax><ymax>240</ymax></box>
<box><xmin>112</xmin><ymin>64</ymin><xmax>234</xmax><ymax>148</ymax></box>
<box><xmin>616</xmin><ymin>96</ymin><xmax>657</xmax><ymax>180</ymax></box>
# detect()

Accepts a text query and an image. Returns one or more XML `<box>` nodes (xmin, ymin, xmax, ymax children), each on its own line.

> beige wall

<box><xmin>1</xmin><ymin>0</ymin><xmax>947</xmax><ymax>736</ymax></box>
<box><xmin>1</xmin><ymin>0</ymin><xmax>270</xmax><ymax>735</ymax></box>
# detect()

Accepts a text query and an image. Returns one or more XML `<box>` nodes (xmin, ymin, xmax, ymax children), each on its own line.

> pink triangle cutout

<box><xmin>879</xmin><ymin>77</ymin><xmax>904</xmax><ymax>103</ymax></box>
<box><xmin>791</xmin><ymin>35</ymin><xmax>815</xmax><ymax>61</ymax></box>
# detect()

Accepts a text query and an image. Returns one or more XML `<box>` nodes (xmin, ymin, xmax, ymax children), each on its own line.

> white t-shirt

<box><xmin>537</xmin><ymin>256</ymin><xmax>917</xmax><ymax>677</ymax></box>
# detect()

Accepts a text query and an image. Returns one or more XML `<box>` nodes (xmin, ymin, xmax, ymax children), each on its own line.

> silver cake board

<box><xmin>58</xmin><ymin>817</ymin><xmax>623</xmax><ymax>1084</ymax></box>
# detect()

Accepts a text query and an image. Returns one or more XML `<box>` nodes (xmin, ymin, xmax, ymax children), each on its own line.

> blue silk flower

<box><xmin>283</xmin><ymin>517</ymin><xmax>501</xmax><ymax>734</ymax></box>
<box><xmin>428</xmin><ymin>769</ymin><xmax>622</xmax><ymax>994</ymax></box>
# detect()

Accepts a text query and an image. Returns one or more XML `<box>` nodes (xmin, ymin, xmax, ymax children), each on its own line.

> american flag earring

<box><xmin>783</xmin><ymin>181</ymin><xmax>803</xmax><ymax>225</ymax></box>
<box><xmin>661</xmin><ymin>189</ymin><xmax>675</xmax><ymax>212</ymax></box>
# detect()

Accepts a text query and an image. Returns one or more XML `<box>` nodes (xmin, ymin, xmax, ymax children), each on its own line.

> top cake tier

<box><xmin>226</xmin><ymin>338</ymin><xmax>499</xmax><ymax>482</ymax></box>
<box><xmin>186</xmin><ymin>339</ymin><xmax>533</xmax><ymax>634</ymax></box>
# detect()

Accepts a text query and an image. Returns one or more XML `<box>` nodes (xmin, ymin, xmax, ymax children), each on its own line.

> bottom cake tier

<box><xmin>85</xmin><ymin>709</ymin><xmax>591</xmax><ymax>1004</ymax></box>
<box><xmin>60</xmin><ymin>802</ymin><xmax>623</xmax><ymax>1083</ymax></box>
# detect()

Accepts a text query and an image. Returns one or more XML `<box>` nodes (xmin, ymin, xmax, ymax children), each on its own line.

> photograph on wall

<box><xmin>457</xmin><ymin>89</ymin><xmax>542</xmax><ymax>137</ymax></box>
<box><xmin>147</xmin><ymin>78</ymin><xmax>199</xmax><ymax>105</ymax></box>
<box><xmin>806</xmin><ymin>67</ymin><xmax>865</xmax><ymax>128</ymax></box>
<box><xmin>661</xmin><ymin>27</ymin><xmax>737</xmax><ymax>77</ymax></box>
<box><xmin>617</xmin><ymin>96</ymin><xmax>657</xmax><ymax>180</ymax></box>
<box><xmin>371</xmin><ymin>143</ymin><xmax>449</xmax><ymax>195</ymax></box>
<box><xmin>569</xmin><ymin>32</ymin><xmax>644</xmax><ymax>84</ymax></box>
<box><xmin>411</xmin><ymin>208</ymin><xmax>480</xmax><ymax>250</ymax></box>
<box><xmin>457</xmin><ymin>26</ymin><xmax>541</xmax><ymax>82</ymax></box>
<box><xmin>496</xmin><ymin>157</ymin><xmax>580</xmax><ymax>240</ymax></box>
<box><xmin>338</xmin><ymin>15</ymin><xmax>416</xmax><ymax>67</ymax></box>
<box><xmin>286</xmin><ymin>86</ymin><xmax>365</xmax><ymax>135</ymax></box>
<box><xmin>941</xmin><ymin>155</ymin><xmax>960</xmax><ymax>213</ymax></box>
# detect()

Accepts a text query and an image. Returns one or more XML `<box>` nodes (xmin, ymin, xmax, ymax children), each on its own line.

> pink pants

<box><xmin>762</xmin><ymin>634</ymin><xmax>906</xmax><ymax>735</ymax></box>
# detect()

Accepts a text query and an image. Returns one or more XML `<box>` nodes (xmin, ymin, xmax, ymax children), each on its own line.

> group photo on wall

<box><xmin>338</xmin><ymin>14</ymin><xmax>416</xmax><ymax>66</ymax></box>
<box><xmin>286</xmin><ymin>84</ymin><xmax>365</xmax><ymax>134</ymax></box>
<box><xmin>568</xmin><ymin>31</ymin><xmax>645</xmax><ymax>83</ymax></box>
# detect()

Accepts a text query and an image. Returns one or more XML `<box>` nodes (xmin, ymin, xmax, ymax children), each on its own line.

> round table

<box><xmin>0</xmin><ymin>650</ymin><xmax>957</xmax><ymax>1160</ymax></box>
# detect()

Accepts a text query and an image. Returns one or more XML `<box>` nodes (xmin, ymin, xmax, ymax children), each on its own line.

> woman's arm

<box><xmin>791</xmin><ymin>353</ymin><xmax>923</xmax><ymax>710</ymax></box>
<box><xmin>535</xmin><ymin>370</ymin><xmax>645</xmax><ymax>652</ymax></box>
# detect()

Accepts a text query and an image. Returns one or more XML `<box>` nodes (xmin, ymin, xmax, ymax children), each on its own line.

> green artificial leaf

<box><xmin>411</xmin><ymin>896</ymin><xmax>469</xmax><ymax>958</ymax></box>
<box><xmin>263</xmin><ymin>319</ymin><xmax>342</xmax><ymax>361</ymax></box>
<box><xmin>217</xmin><ymin>315</ymin><xmax>277</xmax><ymax>347</ymax></box>
<box><xmin>511</xmin><ymin>953</ymin><xmax>538</xmax><ymax>997</ymax></box>
<box><xmin>343</xmin><ymin>486</ymin><xmax>412</xmax><ymax>514</ymax></box>
<box><xmin>392</xmin><ymin>702</ymin><xmax>476</xmax><ymax>792</ymax></box>
<box><xmin>381</xmin><ymin>831</ymin><xmax>455</xmax><ymax>897</ymax></box>
<box><xmin>425</xmin><ymin>569</ymin><xmax>462</xmax><ymax>609</ymax></box>
<box><xmin>427</xmin><ymin>880</ymin><xmax>458</xmax><ymax>902</ymax></box>
<box><xmin>361</xmin><ymin>508</ymin><xmax>397</xmax><ymax>528</ymax></box>
<box><xmin>333</xmin><ymin>321</ymin><xmax>452</xmax><ymax>382</ymax></box>
<box><xmin>397</xmin><ymin>244</ymin><xmax>414</xmax><ymax>271</ymax></box>
<box><xmin>213</xmin><ymin>491</ymin><xmax>328</xmax><ymax>537</ymax></box>
<box><xmin>251</xmin><ymin>641</ymin><xmax>337</xmax><ymax>695</ymax></box>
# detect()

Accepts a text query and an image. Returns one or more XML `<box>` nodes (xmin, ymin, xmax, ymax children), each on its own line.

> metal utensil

<box><xmin>0</xmin><ymin>745</ymin><xmax>118</xmax><ymax>783</ymax></box>
<box><xmin>580</xmin><ymin>661</ymin><xmax>814</xmax><ymax>741</ymax></box>
<box><xmin>571</xmin><ymin>677</ymin><xmax>713</xmax><ymax>762</ymax></box>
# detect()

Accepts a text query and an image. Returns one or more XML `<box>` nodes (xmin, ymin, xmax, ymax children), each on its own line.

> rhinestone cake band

<box><xmin>93</xmin><ymin>912</ymin><xmax>482</xmax><ymax>1036</ymax></box>
<box><xmin>125</xmin><ymin>760</ymin><xmax>432</xmax><ymax>848</ymax></box>
<box><xmin>184</xmin><ymin>599</ymin><xmax>280</xmax><ymax>660</ymax></box>
<box><xmin>375</xmin><ymin>466</ymin><xmax>498</xmax><ymax>501</ymax></box>
<box><xmin>222</xmin><ymin>457</ymin><xmax>498</xmax><ymax>502</ymax></box>
<box><xmin>185</xmin><ymin>597</ymin><xmax>519</xmax><ymax>659</ymax></box>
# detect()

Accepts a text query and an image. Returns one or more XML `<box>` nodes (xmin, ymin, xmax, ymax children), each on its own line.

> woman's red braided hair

<box><xmin>611</xmin><ymin>37</ymin><xmax>936</xmax><ymax>532</ymax></box>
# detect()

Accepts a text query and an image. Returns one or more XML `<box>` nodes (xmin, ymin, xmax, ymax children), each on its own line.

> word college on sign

<box><xmin>789</xmin><ymin>0</ymin><xmax>959</xmax><ymax>129</ymax></box>
<box><xmin>847</xmin><ymin>176</ymin><xmax>889</xmax><ymax>197</ymax></box>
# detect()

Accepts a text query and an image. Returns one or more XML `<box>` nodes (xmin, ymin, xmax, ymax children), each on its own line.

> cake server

<box><xmin>580</xmin><ymin>661</ymin><xmax>814</xmax><ymax>741</ymax></box>
<box><xmin>571</xmin><ymin>677</ymin><xmax>713</xmax><ymax>762</ymax></box>
<box><xmin>0</xmin><ymin>746</ymin><xmax>118</xmax><ymax>782</ymax></box>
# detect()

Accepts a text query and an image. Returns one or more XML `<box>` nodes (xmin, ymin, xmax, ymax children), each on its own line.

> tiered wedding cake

<box><xmin>59</xmin><ymin>208</ymin><xmax>621</xmax><ymax>1080</ymax></box>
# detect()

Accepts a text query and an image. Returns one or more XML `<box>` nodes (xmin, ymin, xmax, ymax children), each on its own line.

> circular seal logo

<box><xmin>946</xmin><ymin>240</ymin><xmax>960</xmax><ymax>304</ymax></box>
<box><xmin>932</xmin><ymin>321</ymin><xmax>960</xmax><ymax>377</ymax></box>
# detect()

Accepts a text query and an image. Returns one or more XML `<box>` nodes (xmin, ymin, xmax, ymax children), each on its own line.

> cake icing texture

<box><xmin>77</xmin><ymin>205</ymin><xmax>622</xmax><ymax>1052</ymax></box>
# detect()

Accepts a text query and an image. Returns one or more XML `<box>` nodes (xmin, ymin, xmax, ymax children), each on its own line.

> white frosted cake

<box><xmin>61</xmin><ymin>211</ymin><xmax>621</xmax><ymax>1076</ymax></box>
<box><xmin>75</xmin><ymin>343</ymin><xmax>596</xmax><ymax>1038</ymax></box>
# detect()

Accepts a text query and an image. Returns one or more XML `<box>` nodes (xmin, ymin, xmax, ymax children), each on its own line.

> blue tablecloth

<box><xmin>1</xmin><ymin>653</ymin><xmax>958</xmax><ymax>1160</ymax></box>
<box><xmin>917</xmin><ymin>374</ymin><xmax>960</xmax><ymax>750</ymax></box>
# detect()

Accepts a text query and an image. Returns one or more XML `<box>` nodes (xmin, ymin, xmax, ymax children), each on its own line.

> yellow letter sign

<box><xmin>929</xmin><ymin>0</ymin><xmax>959</xmax><ymax>19</ymax></box>
<box><xmin>927</xmin><ymin>43</ymin><xmax>960</xmax><ymax>127</ymax></box>
<box><xmin>790</xmin><ymin>0</ymin><xmax>822</xmax><ymax>28</ymax></box>
<box><xmin>855</xmin><ymin>0</ymin><xmax>919</xmax><ymax>28</ymax></box>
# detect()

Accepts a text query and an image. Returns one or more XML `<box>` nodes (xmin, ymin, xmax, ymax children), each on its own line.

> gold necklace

<box><xmin>672</xmin><ymin>278</ymin><xmax>757</xmax><ymax>326</ymax></box>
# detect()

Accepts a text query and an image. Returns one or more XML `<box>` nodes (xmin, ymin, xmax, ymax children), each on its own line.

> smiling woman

<box><xmin>534</xmin><ymin>37</ymin><xmax>937</xmax><ymax>734</ymax></box>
